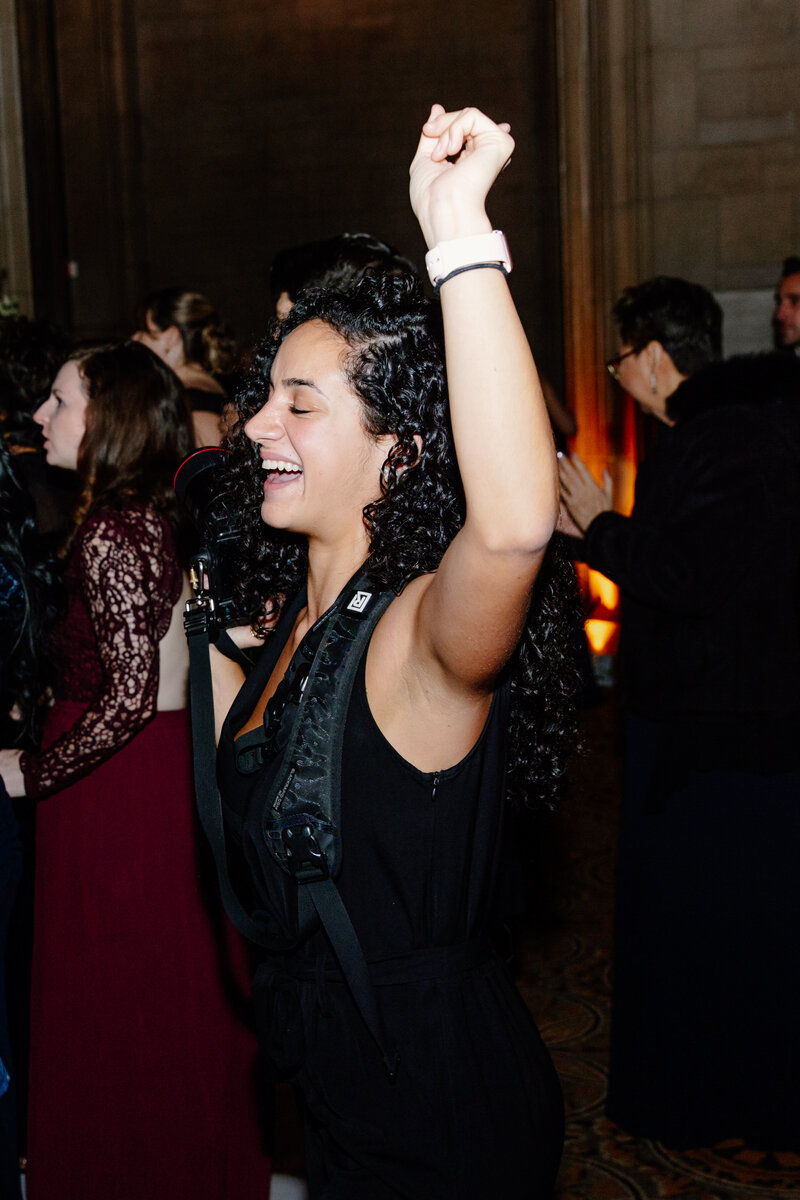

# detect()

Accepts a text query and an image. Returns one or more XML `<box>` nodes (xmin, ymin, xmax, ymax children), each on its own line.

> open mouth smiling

<box><xmin>261</xmin><ymin>457</ymin><xmax>303</xmax><ymax>488</ymax></box>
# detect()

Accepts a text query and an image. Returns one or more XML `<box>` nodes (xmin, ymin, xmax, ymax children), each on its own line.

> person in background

<box><xmin>0</xmin><ymin>439</ymin><xmax>53</xmax><ymax>1200</ymax></box>
<box><xmin>0</xmin><ymin>316</ymin><xmax>72</xmax><ymax>1168</ymax></box>
<box><xmin>0</xmin><ymin>315</ymin><xmax>76</xmax><ymax>545</ymax></box>
<box><xmin>134</xmin><ymin>287</ymin><xmax>236</xmax><ymax>445</ymax></box>
<box><xmin>559</xmin><ymin>275</ymin><xmax>800</xmax><ymax>1150</ymax></box>
<box><xmin>540</xmin><ymin>376</ymin><xmax>576</xmax><ymax>452</ymax></box>
<box><xmin>0</xmin><ymin>342</ymin><xmax>271</xmax><ymax>1199</ymax></box>
<box><xmin>269</xmin><ymin>232</ymin><xmax>418</xmax><ymax>320</ymax></box>
<box><xmin>773</xmin><ymin>255</ymin><xmax>800</xmax><ymax>352</ymax></box>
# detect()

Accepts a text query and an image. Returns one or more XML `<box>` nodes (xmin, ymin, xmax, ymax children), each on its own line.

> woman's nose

<box><xmin>245</xmin><ymin>400</ymin><xmax>282</xmax><ymax>444</ymax></box>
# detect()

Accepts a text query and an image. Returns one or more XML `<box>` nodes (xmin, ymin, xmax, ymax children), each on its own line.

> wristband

<box><xmin>434</xmin><ymin>262</ymin><xmax>508</xmax><ymax>294</ymax></box>
<box><xmin>425</xmin><ymin>230</ymin><xmax>511</xmax><ymax>287</ymax></box>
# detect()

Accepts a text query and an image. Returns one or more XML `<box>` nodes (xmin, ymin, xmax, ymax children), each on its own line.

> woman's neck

<box><xmin>304</xmin><ymin>537</ymin><xmax>370</xmax><ymax>624</ymax></box>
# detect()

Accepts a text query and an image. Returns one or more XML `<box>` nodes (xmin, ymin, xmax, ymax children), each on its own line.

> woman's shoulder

<box><xmin>76</xmin><ymin>504</ymin><xmax>175</xmax><ymax>558</ymax></box>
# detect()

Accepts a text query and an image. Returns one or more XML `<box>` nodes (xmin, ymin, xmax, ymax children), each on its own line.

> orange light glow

<box><xmin>618</xmin><ymin>393</ymin><xmax>638</xmax><ymax>516</ymax></box>
<box><xmin>588</xmin><ymin>569</ymin><xmax>619</xmax><ymax>614</ymax></box>
<box><xmin>585</xmin><ymin>618</ymin><xmax>619</xmax><ymax>655</ymax></box>
<box><xmin>569</xmin><ymin>370</ymin><xmax>639</xmax><ymax>653</ymax></box>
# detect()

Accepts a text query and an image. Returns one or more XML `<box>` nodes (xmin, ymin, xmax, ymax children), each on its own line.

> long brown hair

<box><xmin>137</xmin><ymin>288</ymin><xmax>236</xmax><ymax>375</ymax></box>
<box><xmin>72</xmin><ymin>341</ymin><xmax>193</xmax><ymax>531</ymax></box>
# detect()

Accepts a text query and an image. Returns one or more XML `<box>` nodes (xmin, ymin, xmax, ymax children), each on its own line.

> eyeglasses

<box><xmin>606</xmin><ymin>348</ymin><xmax>637</xmax><ymax>381</ymax></box>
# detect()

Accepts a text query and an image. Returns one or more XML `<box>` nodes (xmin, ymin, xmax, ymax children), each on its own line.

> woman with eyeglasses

<box><xmin>559</xmin><ymin>275</ymin><xmax>800</xmax><ymax>1151</ymax></box>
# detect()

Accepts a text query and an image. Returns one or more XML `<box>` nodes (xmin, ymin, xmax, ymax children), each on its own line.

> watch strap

<box><xmin>425</xmin><ymin>230</ymin><xmax>511</xmax><ymax>287</ymax></box>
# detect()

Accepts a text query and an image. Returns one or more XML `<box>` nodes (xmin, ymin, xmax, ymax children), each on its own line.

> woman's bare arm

<box><xmin>406</xmin><ymin>105</ymin><xmax>559</xmax><ymax>693</ymax></box>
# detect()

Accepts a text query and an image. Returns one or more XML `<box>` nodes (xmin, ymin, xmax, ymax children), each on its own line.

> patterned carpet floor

<box><xmin>517</xmin><ymin>695</ymin><xmax>800</xmax><ymax>1199</ymax></box>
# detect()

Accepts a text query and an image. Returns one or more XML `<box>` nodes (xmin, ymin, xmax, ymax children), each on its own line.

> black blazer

<box><xmin>573</xmin><ymin>353</ymin><xmax>800</xmax><ymax>770</ymax></box>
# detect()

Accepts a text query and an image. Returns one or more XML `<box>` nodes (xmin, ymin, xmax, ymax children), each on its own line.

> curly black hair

<box><xmin>223</xmin><ymin>272</ymin><xmax>581</xmax><ymax>808</ymax></box>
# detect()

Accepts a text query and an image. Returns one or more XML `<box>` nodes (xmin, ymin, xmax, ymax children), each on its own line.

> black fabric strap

<box><xmin>434</xmin><ymin>261</ymin><xmax>508</xmax><ymax>294</ymax></box>
<box><xmin>187</xmin><ymin>575</ymin><xmax>401</xmax><ymax>1080</ymax></box>
<box><xmin>300</xmin><ymin>882</ymin><xmax>400</xmax><ymax>1082</ymax></box>
<box><xmin>212</xmin><ymin>627</ymin><xmax>255</xmax><ymax>672</ymax></box>
<box><xmin>263</xmin><ymin>574</ymin><xmax>394</xmax><ymax>881</ymax></box>
<box><xmin>187</xmin><ymin>625</ymin><xmax>274</xmax><ymax>948</ymax></box>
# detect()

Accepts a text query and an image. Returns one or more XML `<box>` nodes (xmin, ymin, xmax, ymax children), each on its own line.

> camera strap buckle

<box><xmin>282</xmin><ymin>823</ymin><xmax>330</xmax><ymax>883</ymax></box>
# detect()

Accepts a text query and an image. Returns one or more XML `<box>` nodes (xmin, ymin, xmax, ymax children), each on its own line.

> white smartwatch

<box><xmin>425</xmin><ymin>230</ymin><xmax>512</xmax><ymax>288</ymax></box>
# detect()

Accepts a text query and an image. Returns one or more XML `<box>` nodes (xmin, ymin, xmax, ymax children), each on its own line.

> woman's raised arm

<box><xmin>408</xmin><ymin>105</ymin><xmax>559</xmax><ymax>692</ymax></box>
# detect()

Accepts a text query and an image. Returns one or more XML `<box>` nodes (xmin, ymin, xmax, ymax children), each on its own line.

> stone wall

<box><xmin>558</xmin><ymin>0</ymin><xmax>800</xmax><ymax>440</ymax></box>
<box><xmin>648</xmin><ymin>0</ymin><xmax>800</xmax><ymax>292</ymax></box>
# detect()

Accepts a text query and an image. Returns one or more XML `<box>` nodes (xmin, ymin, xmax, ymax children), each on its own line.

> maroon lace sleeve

<box><xmin>21</xmin><ymin>508</ymin><xmax>180</xmax><ymax>798</ymax></box>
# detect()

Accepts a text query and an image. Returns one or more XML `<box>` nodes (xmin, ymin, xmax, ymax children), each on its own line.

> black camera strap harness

<box><xmin>186</xmin><ymin>567</ymin><xmax>400</xmax><ymax>1082</ymax></box>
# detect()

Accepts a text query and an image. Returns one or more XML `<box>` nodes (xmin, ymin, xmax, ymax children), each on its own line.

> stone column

<box><xmin>555</xmin><ymin>0</ymin><xmax>653</xmax><ymax>494</ymax></box>
<box><xmin>555</xmin><ymin>0</ymin><xmax>653</xmax><ymax>629</ymax></box>
<box><xmin>0</xmin><ymin>0</ymin><xmax>33</xmax><ymax>315</ymax></box>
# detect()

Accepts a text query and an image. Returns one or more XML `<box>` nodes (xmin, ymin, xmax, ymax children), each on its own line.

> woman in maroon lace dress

<box><xmin>0</xmin><ymin>343</ymin><xmax>270</xmax><ymax>1199</ymax></box>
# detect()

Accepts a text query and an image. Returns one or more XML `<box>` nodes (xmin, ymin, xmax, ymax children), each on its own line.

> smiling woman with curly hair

<box><xmin>210</xmin><ymin>104</ymin><xmax>582</xmax><ymax>1199</ymax></box>
<box><xmin>226</xmin><ymin>274</ymin><xmax>581</xmax><ymax>812</ymax></box>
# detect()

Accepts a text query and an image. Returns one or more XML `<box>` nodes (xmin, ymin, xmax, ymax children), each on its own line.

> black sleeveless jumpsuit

<box><xmin>217</xmin><ymin>595</ymin><xmax>564</xmax><ymax>1199</ymax></box>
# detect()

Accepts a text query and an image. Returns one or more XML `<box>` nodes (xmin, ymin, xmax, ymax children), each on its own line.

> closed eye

<box><xmin>289</xmin><ymin>405</ymin><xmax>310</xmax><ymax>415</ymax></box>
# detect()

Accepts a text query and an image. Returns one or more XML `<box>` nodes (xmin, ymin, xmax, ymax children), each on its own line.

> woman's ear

<box><xmin>646</xmin><ymin>340</ymin><xmax>663</xmax><ymax>395</ymax></box>
<box><xmin>646</xmin><ymin>340</ymin><xmax>663</xmax><ymax>370</ymax></box>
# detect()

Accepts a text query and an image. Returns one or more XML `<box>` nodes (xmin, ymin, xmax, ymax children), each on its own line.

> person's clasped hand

<box><xmin>0</xmin><ymin>748</ymin><xmax>24</xmax><ymax>797</ymax></box>
<box><xmin>558</xmin><ymin>452</ymin><xmax>613</xmax><ymax>536</ymax></box>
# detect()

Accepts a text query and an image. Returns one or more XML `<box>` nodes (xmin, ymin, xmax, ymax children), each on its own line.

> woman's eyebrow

<box><xmin>280</xmin><ymin>376</ymin><xmax>326</xmax><ymax>400</ymax></box>
<box><xmin>282</xmin><ymin>376</ymin><xmax>326</xmax><ymax>396</ymax></box>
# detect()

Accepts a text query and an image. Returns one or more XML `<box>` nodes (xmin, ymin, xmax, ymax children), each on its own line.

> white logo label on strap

<box><xmin>347</xmin><ymin>591</ymin><xmax>372</xmax><ymax>613</ymax></box>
